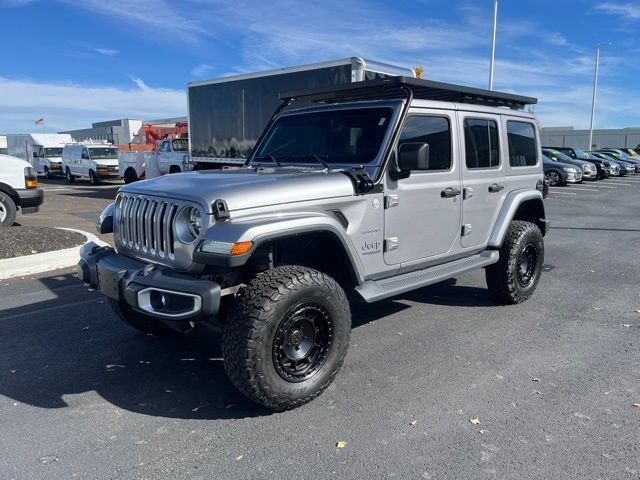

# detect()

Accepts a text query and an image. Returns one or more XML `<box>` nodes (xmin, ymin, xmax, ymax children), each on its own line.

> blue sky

<box><xmin>0</xmin><ymin>0</ymin><xmax>639</xmax><ymax>132</ymax></box>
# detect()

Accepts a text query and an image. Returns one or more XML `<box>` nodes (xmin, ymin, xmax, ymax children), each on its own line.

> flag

<box><xmin>35</xmin><ymin>118</ymin><xmax>44</xmax><ymax>125</ymax></box>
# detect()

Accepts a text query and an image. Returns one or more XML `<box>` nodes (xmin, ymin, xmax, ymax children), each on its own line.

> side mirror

<box><xmin>398</xmin><ymin>142</ymin><xmax>429</xmax><ymax>171</ymax></box>
<box><xmin>32</xmin><ymin>152</ymin><xmax>38</xmax><ymax>159</ymax></box>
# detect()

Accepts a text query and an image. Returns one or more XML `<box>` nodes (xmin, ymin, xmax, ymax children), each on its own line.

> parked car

<box><xmin>0</xmin><ymin>154</ymin><xmax>44</xmax><ymax>227</ymax></box>
<box><xmin>79</xmin><ymin>76</ymin><xmax>549</xmax><ymax>410</ymax></box>
<box><xmin>596</xmin><ymin>149</ymin><xmax>640</xmax><ymax>172</ymax></box>
<box><xmin>542</xmin><ymin>154</ymin><xmax>581</xmax><ymax>185</ymax></box>
<box><xmin>553</xmin><ymin>146</ymin><xmax>611</xmax><ymax>179</ymax></box>
<box><xmin>591</xmin><ymin>151</ymin><xmax>636</xmax><ymax>175</ymax></box>
<box><xmin>62</xmin><ymin>143</ymin><xmax>120</xmax><ymax>185</ymax></box>
<box><xmin>542</xmin><ymin>148</ymin><xmax>598</xmax><ymax>180</ymax></box>
<box><xmin>619</xmin><ymin>148</ymin><xmax>639</xmax><ymax>157</ymax></box>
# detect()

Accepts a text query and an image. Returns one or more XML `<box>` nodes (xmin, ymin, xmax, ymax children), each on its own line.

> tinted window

<box><xmin>398</xmin><ymin>116</ymin><xmax>451</xmax><ymax>171</ymax></box>
<box><xmin>254</xmin><ymin>108</ymin><xmax>392</xmax><ymax>165</ymax></box>
<box><xmin>507</xmin><ymin>121</ymin><xmax>537</xmax><ymax>167</ymax></box>
<box><xmin>464</xmin><ymin>118</ymin><xmax>499</xmax><ymax>169</ymax></box>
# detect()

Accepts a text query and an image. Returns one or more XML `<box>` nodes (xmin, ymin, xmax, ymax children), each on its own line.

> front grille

<box><xmin>116</xmin><ymin>194</ymin><xmax>179</xmax><ymax>259</ymax></box>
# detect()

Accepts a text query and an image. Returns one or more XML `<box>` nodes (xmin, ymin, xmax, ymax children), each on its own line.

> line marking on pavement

<box><xmin>598</xmin><ymin>182</ymin><xmax>632</xmax><ymax>186</ymax></box>
<box><xmin>552</xmin><ymin>187</ymin><xmax>599</xmax><ymax>192</ymax></box>
<box><xmin>586</xmin><ymin>185</ymin><xmax>617</xmax><ymax>189</ymax></box>
<box><xmin>550</xmin><ymin>191</ymin><xmax>576</xmax><ymax>195</ymax></box>
<box><xmin>0</xmin><ymin>298</ymin><xmax>101</xmax><ymax>321</ymax></box>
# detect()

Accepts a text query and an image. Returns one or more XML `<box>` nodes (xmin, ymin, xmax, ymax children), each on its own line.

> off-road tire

<box><xmin>222</xmin><ymin>265</ymin><xmax>351</xmax><ymax>411</ymax></box>
<box><xmin>0</xmin><ymin>192</ymin><xmax>17</xmax><ymax>228</ymax></box>
<box><xmin>486</xmin><ymin>220</ymin><xmax>544</xmax><ymax>305</ymax></box>
<box><xmin>89</xmin><ymin>170</ymin><xmax>100</xmax><ymax>186</ymax></box>
<box><xmin>108</xmin><ymin>298</ymin><xmax>175</xmax><ymax>335</ymax></box>
<box><xmin>65</xmin><ymin>167</ymin><xmax>75</xmax><ymax>183</ymax></box>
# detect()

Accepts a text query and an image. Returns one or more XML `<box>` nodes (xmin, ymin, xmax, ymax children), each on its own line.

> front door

<box><xmin>384</xmin><ymin>110</ymin><xmax>462</xmax><ymax>266</ymax></box>
<box><xmin>459</xmin><ymin>114</ymin><xmax>506</xmax><ymax>248</ymax></box>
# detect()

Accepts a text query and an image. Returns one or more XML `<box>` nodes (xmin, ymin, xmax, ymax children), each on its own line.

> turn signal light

<box><xmin>230</xmin><ymin>241</ymin><xmax>253</xmax><ymax>256</ymax></box>
<box><xmin>26</xmin><ymin>179</ymin><xmax>38</xmax><ymax>189</ymax></box>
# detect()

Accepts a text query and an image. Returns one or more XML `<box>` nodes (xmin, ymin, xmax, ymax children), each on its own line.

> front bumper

<box><xmin>78</xmin><ymin>242</ymin><xmax>221</xmax><ymax>322</ymax></box>
<box><xmin>17</xmin><ymin>187</ymin><xmax>44</xmax><ymax>214</ymax></box>
<box><xmin>47</xmin><ymin>164</ymin><xmax>65</xmax><ymax>175</ymax></box>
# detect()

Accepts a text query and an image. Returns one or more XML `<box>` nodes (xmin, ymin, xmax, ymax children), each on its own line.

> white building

<box><xmin>541</xmin><ymin>127</ymin><xmax>640</xmax><ymax>149</ymax></box>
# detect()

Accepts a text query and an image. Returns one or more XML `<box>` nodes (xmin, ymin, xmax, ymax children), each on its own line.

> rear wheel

<box><xmin>124</xmin><ymin>168</ymin><xmax>138</xmax><ymax>184</ymax></box>
<box><xmin>486</xmin><ymin>221</ymin><xmax>544</xmax><ymax>305</ymax></box>
<box><xmin>0</xmin><ymin>192</ymin><xmax>17</xmax><ymax>228</ymax></box>
<box><xmin>222</xmin><ymin>265</ymin><xmax>351</xmax><ymax>410</ymax></box>
<box><xmin>65</xmin><ymin>167</ymin><xmax>75</xmax><ymax>183</ymax></box>
<box><xmin>89</xmin><ymin>170</ymin><xmax>100</xmax><ymax>186</ymax></box>
<box><xmin>108</xmin><ymin>299</ymin><xmax>176</xmax><ymax>335</ymax></box>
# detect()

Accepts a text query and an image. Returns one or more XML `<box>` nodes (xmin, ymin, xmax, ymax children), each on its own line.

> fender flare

<box><xmin>0</xmin><ymin>182</ymin><xmax>20</xmax><ymax>206</ymax></box>
<box><xmin>199</xmin><ymin>212</ymin><xmax>366</xmax><ymax>284</ymax></box>
<box><xmin>488</xmin><ymin>190</ymin><xmax>545</xmax><ymax>248</ymax></box>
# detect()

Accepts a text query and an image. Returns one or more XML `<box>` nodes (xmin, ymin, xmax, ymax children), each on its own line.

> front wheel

<box><xmin>89</xmin><ymin>170</ymin><xmax>100</xmax><ymax>186</ymax></box>
<box><xmin>65</xmin><ymin>167</ymin><xmax>75</xmax><ymax>183</ymax></box>
<box><xmin>545</xmin><ymin>170</ymin><xmax>562</xmax><ymax>186</ymax></box>
<box><xmin>486</xmin><ymin>221</ymin><xmax>544</xmax><ymax>305</ymax></box>
<box><xmin>222</xmin><ymin>265</ymin><xmax>351</xmax><ymax>410</ymax></box>
<box><xmin>0</xmin><ymin>192</ymin><xmax>17</xmax><ymax>227</ymax></box>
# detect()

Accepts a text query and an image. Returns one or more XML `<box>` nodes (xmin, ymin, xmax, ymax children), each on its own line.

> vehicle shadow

<box><xmin>0</xmin><ymin>274</ymin><xmax>495</xmax><ymax>420</ymax></box>
<box><xmin>60</xmin><ymin>185</ymin><xmax>121</xmax><ymax>201</ymax></box>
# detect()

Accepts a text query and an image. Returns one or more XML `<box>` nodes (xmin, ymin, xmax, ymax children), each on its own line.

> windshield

<box><xmin>44</xmin><ymin>147</ymin><xmax>63</xmax><ymax>157</ymax></box>
<box><xmin>544</xmin><ymin>149</ymin><xmax>573</xmax><ymax>163</ymax></box>
<box><xmin>89</xmin><ymin>148</ymin><xmax>118</xmax><ymax>159</ymax></box>
<box><xmin>172</xmin><ymin>139</ymin><xmax>189</xmax><ymax>151</ymax></box>
<box><xmin>572</xmin><ymin>148</ymin><xmax>589</xmax><ymax>159</ymax></box>
<box><xmin>253</xmin><ymin>107</ymin><xmax>393</xmax><ymax>166</ymax></box>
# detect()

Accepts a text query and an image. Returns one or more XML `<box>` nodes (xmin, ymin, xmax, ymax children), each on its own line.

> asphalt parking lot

<box><xmin>1</xmin><ymin>175</ymin><xmax>640</xmax><ymax>479</ymax></box>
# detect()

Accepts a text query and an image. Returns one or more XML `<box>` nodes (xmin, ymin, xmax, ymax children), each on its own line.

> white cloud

<box><xmin>596</xmin><ymin>2</ymin><xmax>640</xmax><ymax>20</ymax></box>
<box><xmin>93</xmin><ymin>47</ymin><xmax>119</xmax><ymax>55</ymax></box>
<box><xmin>190</xmin><ymin>63</ymin><xmax>214</xmax><ymax>77</ymax></box>
<box><xmin>0</xmin><ymin>77</ymin><xmax>185</xmax><ymax>132</ymax></box>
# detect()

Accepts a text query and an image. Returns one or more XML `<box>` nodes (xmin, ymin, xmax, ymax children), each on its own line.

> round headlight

<box><xmin>188</xmin><ymin>207</ymin><xmax>202</xmax><ymax>238</ymax></box>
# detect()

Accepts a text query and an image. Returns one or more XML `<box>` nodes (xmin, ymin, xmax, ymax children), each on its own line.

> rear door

<box><xmin>384</xmin><ymin>109</ymin><xmax>462</xmax><ymax>266</ymax></box>
<box><xmin>459</xmin><ymin>113</ymin><xmax>505</xmax><ymax>248</ymax></box>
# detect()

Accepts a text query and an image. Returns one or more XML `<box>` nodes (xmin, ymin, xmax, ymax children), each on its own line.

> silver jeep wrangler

<box><xmin>79</xmin><ymin>77</ymin><xmax>548</xmax><ymax>410</ymax></box>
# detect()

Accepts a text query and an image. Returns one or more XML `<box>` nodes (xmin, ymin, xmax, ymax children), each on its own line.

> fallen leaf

<box><xmin>635</xmin><ymin>310</ymin><xmax>640</xmax><ymax>314</ymax></box>
<box><xmin>13</xmin><ymin>402</ymin><xmax>17</xmax><ymax>406</ymax></box>
<box><xmin>236</xmin><ymin>455</ymin><xmax>243</xmax><ymax>461</ymax></box>
<box><xmin>180</xmin><ymin>358</ymin><xmax>196</xmax><ymax>361</ymax></box>
<box><xmin>532</xmin><ymin>377</ymin><xmax>541</xmax><ymax>382</ymax></box>
<box><xmin>632</xmin><ymin>403</ymin><xmax>640</xmax><ymax>409</ymax></box>
<box><xmin>336</xmin><ymin>441</ymin><xmax>347</xmax><ymax>448</ymax></box>
<box><xmin>410</xmin><ymin>420</ymin><xmax>417</xmax><ymax>426</ymax></box>
<box><xmin>396</xmin><ymin>332</ymin><xmax>403</xmax><ymax>336</ymax></box>
<box><xmin>479</xmin><ymin>429</ymin><xmax>488</xmax><ymax>434</ymax></box>
<box><xmin>192</xmin><ymin>404</ymin><xmax>209</xmax><ymax>412</ymax></box>
<box><xmin>470</xmin><ymin>418</ymin><xmax>481</xmax><ymax>425</ymax></box>
<box><xmin>532</xmin><ymin>390</ymin><xmax>543</xmax><ymax>395</ymax></box>
<box><xmin>592</xmin><ymin>306</ymin><xmax>603</xmax><ymax>311</ymax></box>
<box><xmin>82</xmin><ymin>326</ymin><xmax>89</xmax><ymax>330</ymax></box>
<box><xmin>31</xmin><ymin>250</ymin><xmax>38</xmax><ymax>254</ymax></box>
<box><xmin>623</xmin><ymin>324</ymin><xmax>632</xmax><ymax>328</ymax></box>
<box><xmin>10</xmin><ymin>369</ymin><xmax>16</xmax><ymax>374</ymax></box>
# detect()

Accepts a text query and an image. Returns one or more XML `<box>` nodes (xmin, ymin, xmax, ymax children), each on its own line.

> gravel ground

<box><xmin>0</xmin><ymin>226</ymin><xmax>85</xmax><ymax>259</ymax></box>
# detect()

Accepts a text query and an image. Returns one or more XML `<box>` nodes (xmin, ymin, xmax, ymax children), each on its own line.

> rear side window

<box><xmin>398</xmin><ymin>116</ymin><xmax>451</xmax><ymax>171</ymax></box>
<box><xmin>464</xmin><ymin>118</ymin><xmax>500</xmax><ymax>169</ymax></box>
<box><xmin>507</xmin><ymin>121</ymin><xmax>537</xmax><ymax>167</ymax></box>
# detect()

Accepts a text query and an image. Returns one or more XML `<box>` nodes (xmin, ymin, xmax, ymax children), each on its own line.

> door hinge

<box><xmin>384</xmin><ymin>237</ymin><xmax>399</xmax><ymax>252</ymax></box>
<box><xmin>384</xmin><ymin>194</ymin><xmax>399</xmax><ymax>209</ymax></box>
<box><xmin>462</xmin><ymin>224</ymin><xmax>472</xmax><ymax>236</ymax></box>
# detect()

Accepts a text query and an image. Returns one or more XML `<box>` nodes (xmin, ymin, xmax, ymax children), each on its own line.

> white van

<box><xmin>0</xmin><ymin>154</ymin><xmax>44</xmax><ymax>227</ymax></box>
<box><xmin>62</xmin><ymin>143</ymin><xmax>120</xmax><ymax>185</ymax></box>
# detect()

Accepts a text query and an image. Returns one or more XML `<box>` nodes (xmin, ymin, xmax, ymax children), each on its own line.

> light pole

<box><xmin>588</xmin><ymin>42</ymin><xmax>611</xmax><ymax>149</ymax></box>
<box><xmin>488</xmin><ymin>0</ymin><xmax>499</xmax><ymax>90</ymax></box>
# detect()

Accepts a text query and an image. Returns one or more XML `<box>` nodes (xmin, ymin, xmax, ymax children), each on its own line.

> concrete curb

<box><xmin>0</xmin><ymin>227</ymin><xmax>108</xmax><ymax>280</ymax></box>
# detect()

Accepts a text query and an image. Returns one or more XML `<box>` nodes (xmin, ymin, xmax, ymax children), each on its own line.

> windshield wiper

<box><xmin>293</xmin><ymin>154</ymin><xmax>331</xmax><ymax>170</ymax></box>
<box><xmin>253</xmin><ymin>154</ymin><xmax>282</xmax><ymax>167</ymax></box>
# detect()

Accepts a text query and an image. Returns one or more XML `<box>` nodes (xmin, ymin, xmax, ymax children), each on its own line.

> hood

<box><xmin>121</xmin><ymin>168</ymin><xmax>356</xmax><ymax>213</ymax></box>
<box><xmin>545</xmin><ymin>160</ymin><xmax>578</xmax><ymax>171</ymax></box>
<box><xmin>0</xmin><ymin>153</ymin><xmax>32</xmax><ymax>170</ymax></box>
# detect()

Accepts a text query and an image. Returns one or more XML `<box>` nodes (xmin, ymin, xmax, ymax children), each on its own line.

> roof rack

<box><xmin>280</xmin><ymin>76</ymin><xmax>537</xmax><ymax>110</ymax></box>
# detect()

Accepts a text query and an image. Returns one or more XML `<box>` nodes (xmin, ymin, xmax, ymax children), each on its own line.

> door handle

<box><xmin>488</xmin><ymin>183</ymin><xmax>505</xmax><ymax>193</ymax></box>
<box><xmin>441</xmin><ymin>187</ymin><xmax>462</xmax><ymax>198</ymax></box>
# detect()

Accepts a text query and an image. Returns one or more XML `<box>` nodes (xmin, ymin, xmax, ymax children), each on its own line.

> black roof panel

<box><xmin>280</xmin><ymin>76</ymin><xmax>537</xmax><ymax>110</ymax></box>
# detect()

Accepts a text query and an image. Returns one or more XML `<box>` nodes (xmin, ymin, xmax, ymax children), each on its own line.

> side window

<box><xmin>464</xmin><ymin>118</ymin><xmax>500</xmax><ymax>169</ymax></box>
<box><xmin>507</xmin><ymin>121</ymin><xmax>537</xmax><ymax>167</ymax></box>
<box><xmin>398</xmin><ymin>116</ymin><xmax>451</xmax><ymax>171</ymax></box>
<box><xmin>81</xmin><ymin>149</ymin><xmax>89</xmax><ymax>159</ymax></box>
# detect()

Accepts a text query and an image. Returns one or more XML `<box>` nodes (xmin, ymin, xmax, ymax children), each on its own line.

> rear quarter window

<box><xmin>507</xmin><ymin>121</ymin><xmax>538</xmax><ymax>167</ymax></box>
